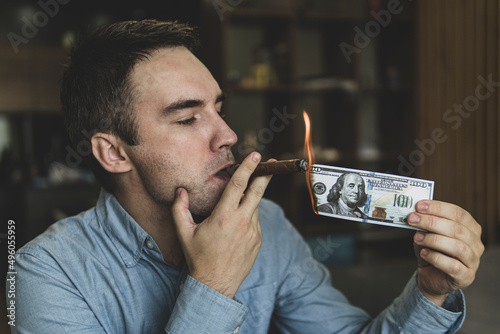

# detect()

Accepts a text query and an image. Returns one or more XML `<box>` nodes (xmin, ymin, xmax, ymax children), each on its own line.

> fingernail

<box><xmin>421</xmin><ymin>248</ymin><xmax>429</xmax><ymax>256</ymax></box>
<box><xmin>408</xmin><ymin>213</ymin><xmax>420</xmax><ymax>225</ymax></box>
<box><xmin>415</xmin><ymin>232</ymin><xmax>425</xmax><ymax>242</ymax></box>
<box><xmin>252</xmin><ymin>152</ymin><xmax>261</xmax><ymax>162</ymax></box>
<box><xmin>418</xmin><ymin>201</ymin><xmax>429</xmax><ymax>211</ymax></box>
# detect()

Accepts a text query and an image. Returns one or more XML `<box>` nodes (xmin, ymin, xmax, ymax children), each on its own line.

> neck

<box><xmin>113</xmin><ymin>184</ymin><xmax>185</xmax><ymax>268</ymax></box>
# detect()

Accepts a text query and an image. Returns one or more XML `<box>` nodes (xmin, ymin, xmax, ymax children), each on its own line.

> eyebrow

<box><xmin>162</xmin><ymin>92</ymin><xmax>226</xmax><ymax>114</ymax></box>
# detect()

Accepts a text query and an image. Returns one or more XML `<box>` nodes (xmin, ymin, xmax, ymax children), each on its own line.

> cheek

<box><xmin>166</xmin><ymin>142</ymin><xmax>207</xmax><ymax>169</ymax></box>
<box><xmin>134</xmin><ymin>123</ymin><xmax>212</xmax><ymax>176</ymax></box>
<box><xmin>162</xmin><ymin>127</ymin><xmax>208</xmax><ymax>151</ymax></box>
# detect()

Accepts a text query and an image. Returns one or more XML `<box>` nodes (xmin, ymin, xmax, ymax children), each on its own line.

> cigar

<box><xmin>232</xmin><ymin>159</ymin><xmax>309</xmax><ymax>177</ymax></box>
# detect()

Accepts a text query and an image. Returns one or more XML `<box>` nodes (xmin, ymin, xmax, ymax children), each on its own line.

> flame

<box><xmin>303</xmin><ymin>111</ymin><xmax>317</xmax><ymax>214</ymax></box>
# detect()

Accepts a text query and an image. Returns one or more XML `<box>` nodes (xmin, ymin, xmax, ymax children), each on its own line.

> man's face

<box><xmin>125</xmin><ymin>47</ymin><xmax>237</xmax><ymax>217</ymax></box>
<box><xmin>339</xmin><ymin>174</ymin><xmax>365</xmax><ymax>208</ymax></box>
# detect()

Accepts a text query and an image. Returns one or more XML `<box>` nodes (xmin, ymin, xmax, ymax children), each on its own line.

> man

<box><xmin>318</xmin><ymin>172</ymin><xmax>369</xmax><ymax>218</ymax></box>
<box><xmin>10</xmin><ymin>20</ymin><xmax>484</xmax><ymax>333</ymax></box>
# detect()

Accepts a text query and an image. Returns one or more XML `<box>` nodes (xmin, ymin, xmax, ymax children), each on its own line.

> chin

<box><xmin>189</xmin><ymin>189</ymin><xmax>223</xmax><ymax>218</ymax></box>
<box><xmin>183</xmin><ymin>175</ymin><xmax>229</xmax><ymax>218</ymax></box>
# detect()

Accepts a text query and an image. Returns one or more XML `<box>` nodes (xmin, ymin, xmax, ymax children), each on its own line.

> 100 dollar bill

<box><xmin>310</xmin><ymin>164</ymin><xmax>433</xmax><ymax>231</ymax></box>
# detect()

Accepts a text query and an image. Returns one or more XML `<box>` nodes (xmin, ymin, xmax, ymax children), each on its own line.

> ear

<box><xmin>91</xmin><ymin>133</ymin><xmax>132</xmax><ymax>174</ymax></box>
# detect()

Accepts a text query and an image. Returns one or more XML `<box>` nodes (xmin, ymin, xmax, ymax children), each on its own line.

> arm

<box><xmin>11</xmin><ymin>250</ymin><xmax>107</xmax><ymax>334</ymax></box>
<box><xmin>12</xmin><ymin>153</ymin><xmax>271</xmax><ymax>334</ymax></box>
<box><xmin>168</xmin><ymin>152</ymin><xmax>273</xmax><ymax>332</ymax></box>
<box><xmin>271</xmin><ymin>202</ymin><xmax>468</xmax><ymax>334</ymax></box>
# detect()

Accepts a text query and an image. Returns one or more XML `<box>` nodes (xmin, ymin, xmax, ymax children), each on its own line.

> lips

<box><xmin>214</xmin><ymin>163</ymin><xmax>235</xmax><ymax>179</ymax></box>
<box><xmin>215</xmin><ymin>168</ymin><xmax>231</xmax><ymax>179</ymax></box>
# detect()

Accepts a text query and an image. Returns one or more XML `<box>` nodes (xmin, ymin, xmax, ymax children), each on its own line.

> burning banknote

<box><xmin>309</xmin><ymin>164</ymin><xmax>433</xmax><ymax>231</ymax></box>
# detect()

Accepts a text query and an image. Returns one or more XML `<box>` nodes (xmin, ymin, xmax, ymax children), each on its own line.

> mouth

<box><xmin>214</xmin><ymin>163</ymin><xmax>235</xmax><ymax>180</ymax></box>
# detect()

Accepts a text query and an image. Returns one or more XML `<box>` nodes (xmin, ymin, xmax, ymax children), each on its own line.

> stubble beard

<box><xmin>134</xmin><ymin>150</ymin><xmax>234</xmax><ymax>218</ymax></box>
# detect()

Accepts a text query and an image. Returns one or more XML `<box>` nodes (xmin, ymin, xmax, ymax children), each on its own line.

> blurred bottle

<box><xmin>252</xmin><ymin>45</ymin><xmax>272</xmax><ymax>88</ymax></box>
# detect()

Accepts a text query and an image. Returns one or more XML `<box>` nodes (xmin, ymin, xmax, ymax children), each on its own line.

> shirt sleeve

<box><xmin>380</xmin><ymin>271</ymin><xmax>465</xmax><ymax>333</ymax></box>
<box><xmin>269</xmin><ymin>204</ymin><xmax>465</xmax><ymax>334</ymax></box>
<box><xmin>10</xmin><ymin>249</ymin><xmax>107</xmax><ymax>334</ymax></box>
<box><xmin>14</xmin><ymin>245</ymin><xmax>248</xmax><ymax>334</ymax></box>
<box><xmin>165</xmin><ymin>275</ymin><xmax>248</xmax><ymax>334</ymax></box>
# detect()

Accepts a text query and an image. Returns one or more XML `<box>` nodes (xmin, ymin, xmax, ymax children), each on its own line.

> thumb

<box><xmin>172</xmin><ymin>188</ymin><xmax>195</xmax><ymax>241</ymax></box>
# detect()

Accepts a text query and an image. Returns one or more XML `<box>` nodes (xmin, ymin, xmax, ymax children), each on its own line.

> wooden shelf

<box><xmin>299</xmin><ymin>12</ymin><xmax>363</xmax><ymax>23</ymax></box>
<box><xmin>228</xmin><ymin>84</ymin><xmax>360</xmax><ymax>94</ymax></box>
<box><xmin>228</xmin><ymin>7</ymin><xmax>294</xmax><ymax>20</ymax></box>
<box><xmin>228</xmin><ymin>84</ymin><xmax>293</xmax><ymax>94</ymax></box>
<box><xmin>0</xmin><ymin>43</ymin><xmax>68</xmax><ymax>113</ymax></box>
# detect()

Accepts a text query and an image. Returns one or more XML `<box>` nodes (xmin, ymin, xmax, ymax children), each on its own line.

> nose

<box><xmin>210</xmin><ymin>112</ymin><xmax>238</xmax><ymax>152</ymax></box>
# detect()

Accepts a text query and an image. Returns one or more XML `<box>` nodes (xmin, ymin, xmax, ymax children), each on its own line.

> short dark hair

<box><xmin>61</xmin><ymin>19</ymin><xmax>199</xmax><ymax>192</ymax></box>
<box><xmin>327</xmin><ymin>172</ymin><xmax>368</xmax><ymax>207</ymax></box>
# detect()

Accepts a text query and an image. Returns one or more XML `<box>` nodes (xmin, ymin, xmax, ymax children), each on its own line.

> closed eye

<box><xmin>177</xmin><ymin>117</ymin><xmax>196</xmax><ymax>125</ymax></box>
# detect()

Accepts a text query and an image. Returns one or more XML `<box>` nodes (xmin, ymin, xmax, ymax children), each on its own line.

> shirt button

<box><xmin>233</xmin><ymin>327</ymin><xmax>240</xmax><ymax>334</ymax></box>
<box><xmin>146</xmin><ymin>240</ymin><xmax>154</xmax><ymax>249</ymax></box>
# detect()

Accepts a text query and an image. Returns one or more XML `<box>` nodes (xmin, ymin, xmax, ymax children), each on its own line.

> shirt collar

<box><xmin>95</xmin><ymin>188</ymin><xmax>151</xmax><ymax>267</ymax></box>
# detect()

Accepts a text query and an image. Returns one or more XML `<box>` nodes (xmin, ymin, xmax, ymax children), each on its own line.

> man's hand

<box><xmin>408</xmin><ymin>200</ymin><xmax>485</xmax><ymax>306</ymax></box>
<box><xmin>172</xmin><ymin>152</ymin><xmax>273</xmax><ymax>299</ymax></box>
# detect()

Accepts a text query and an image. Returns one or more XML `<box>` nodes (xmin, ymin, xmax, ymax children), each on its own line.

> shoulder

<box><xmin>258</xmin><ymin>197</ymin><xmax>286</xmax><ymax>221</ymax></box>
<box><xmin>257</xmin><ymin>198</ymin><xmax>306</xmax><ymax>252</ymax></box>
<box><xmin>242</xmin><ymin>197</ymin><xmax>311</xmax><ymax>285</ymax></box>
<box><xmin>17</xmin><ymin>207</ymin><xmax>100</xmax><ymax>264</ymax></box>
<box><xmin>258</xmin><ymin>198</ymin><xmax>302</xmax><ymax>237</ymax></box>
<box><xmin>318</xmin><ymin>202</ymin><xmax>333</xmax><ymax>213</ymax></box>
<box><xmin>318</xmin><ymin>201</ymin><xmax>339</xmax><ymax>214</ymax></box>
<box><xmin>258</xmin><ymin>198</ymin><xmax>290</xmax><ymax>238</ymax></box>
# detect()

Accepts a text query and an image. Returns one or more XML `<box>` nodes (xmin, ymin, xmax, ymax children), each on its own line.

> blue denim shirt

<box><xmin>10</xmin><ymin>189</ymin><xmax>465</xmax><ymax>333</ymax></box>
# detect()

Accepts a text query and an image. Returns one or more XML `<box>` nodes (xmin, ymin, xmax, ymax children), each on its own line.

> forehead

<box><xmin>344</xmin><ymin>174</ymin><xmax>363</xmax><ymax>184</ymax></box>
<box><xmin>130</xmin><ymin>47</ymin><xmax>220</xmax><ymax>104</ymax></box>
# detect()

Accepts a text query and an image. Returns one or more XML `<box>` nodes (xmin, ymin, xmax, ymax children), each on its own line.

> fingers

<box><xmin>409</xmin><ymin>199</ymin><xmax>485</xmax><ymax>292</ymax></box>
<box><xmin>417</xmin><ymin>248</ymin><xmax>475</xmax><ymax>289</ymax></box>
<box><xmin>240</xmin><ymin>169</ymin><xmax>273</xmax><ymax>216</ymax></box>
<box><xmin>218</xmin><ymin>152</ymin><xmax>262</xmax><ymax>211</ymax></box>
<box><xmin>409</xmin><ymin>200</ymin><xmax>485</xmax><ymax>299</ymax></box>
<box><xmin>413</xmin><ymin>231</ymin><xmax>479</xmax><ymax>270</ymax></box>
<box><xmin>171</xmin><ymin>187</ymin><xmax>196</xmax><ymax>241</ymax></box>
<box><xmin>411</xmin><ymin>200</ymin><xmax>481</xmax><ymax>237</ymax></box>
<box><xmin>408</xmin><ymin>200</ymin><xmax>485</xmax><ymax>257</ymax></box>
<box><xmin>251</xmin><ymin>206</ymin><xmax>262</xmax><ymax>236</ymax></box>
<box><xmin>410</xmin><ymin>215</ymin><xmax>483</xmax><ymax>258</ymax></box>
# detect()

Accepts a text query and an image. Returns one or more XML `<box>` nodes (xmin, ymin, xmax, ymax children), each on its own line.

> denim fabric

<box><xmin>9</xmin><ymin>189</ymin><xmax>464</xmax><ymax>333</ymax></box>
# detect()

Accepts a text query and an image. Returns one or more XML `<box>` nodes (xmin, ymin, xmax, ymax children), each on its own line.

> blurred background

<box><xmin>0</xmin><ymin>0</ymin><xmax>498</xmax><ymax>333</ymax></box>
